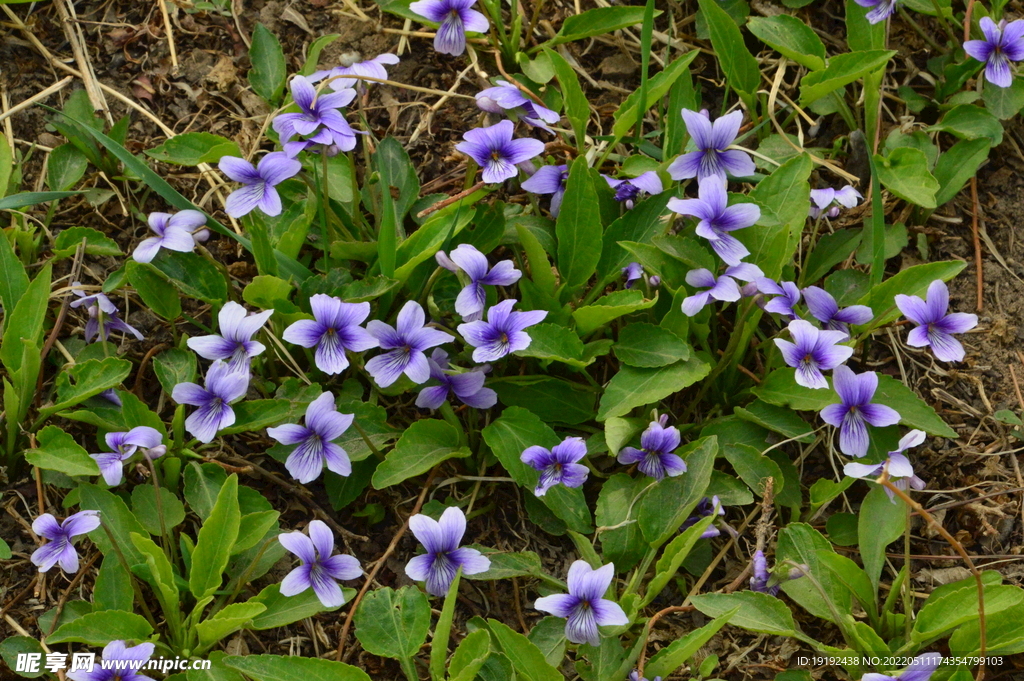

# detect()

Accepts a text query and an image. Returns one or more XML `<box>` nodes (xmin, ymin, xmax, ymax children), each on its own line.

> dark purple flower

<box><xmin>681</xmin><ymin>263</ymin><xmax>763</xmax><ymax>317</ymax></box>
<box><xmin>853</xmin><ymin>0</ymin><xmax>898</xmax><ymax>23</ymax></box>
<box><xmin>456</xmin><ymin>120</ymin><xmax>545</xmax><ymax>184</ymax></box>
<box><xmin>70</xmin><ymin>283</ymin><xmax>144</xmax><ymax>343</ymax></box>
<box><xmin>820</xmin><ymin>365</ymin><xmax>901</xmax><ymax>457</ymax></box>
<box><xmin>668</xmin><ymin>177</ymin><xmax>760</xmax><ymax>266</ymax></box>
<box><xmin>758</xmin><ymin>279</ymin><xmax>801</xmax><ymax>318</ymax></box>
<box><xmin>844</xmin><ymin>429</ymin><xmax>927</xmax><ymax>502</ymax></box>
<box><xmin>775</xmin><ymin>319</ymin><xmax>853</xmax><ymax>390</ymax></box>
<box><xmin>621</xmin><ymin>262</ymin><xmax>643</xmax><ymax>289</ymax></box>
<box><xmin>30</xmin><ymin>511</ymin><xmax>100</xmax><ymax>574</ymax></box>
<box><xmin>534</xmin><ymin>560</ymin><xmax>628</xmax><ymax>646</ymax></box>
<box><xmin>521</xmin><ymin>164</ymin><xmax>569</xmax><ymax>216</ymax></box>
<box><xmin>604</xmin><ymin>172</ymin><xmax>663</xmax><ymax>209</ymax></box>
<box><xmin>683</xmin><ymin>496</ymin><xmax>726</xmax><ymax>538</ymax></box>
<box><xmin>282</xmin><ymin>295</ymin><xmax>378</xmax><ymax>375</ymax></box>
<box><xmin>219</xmin><ymin>152</ymin><xmax>301</xmax><ymax>218</ymax></box>
<box><xmin>521</xmin><ymin>436</ymin><xmax>589</xmax><ymax>496</ymax></box>
<box><xmin>268</xmin><ymin>392</ymin><xmax>354</xmax><ymax>483</ymax></box>
<box><xmin>273</xmin><ymin>76</ymin><xmax>359</xmax><ymax>157</ymax></box>
<box><xmin>187</xmin><ymin>301</ymin><xmax>273</xmax><ymax>373</ymax></box>
<box><xmin>310</xmin><ymin>52</ymin><xmax>400</xmax><ymax>91</ymax></box>
<box><xmin>91</xmin><ymin>426</ymin><xmax>165</xmax><ymax>486</ymax></box>
<box><xmin>365</xmin><ymin>301</ymin><xmax>454</xmax><ymax>387</ymax></box>
<box><xmin>279</xmin><ymin>520</ymin><xmax>361</xmax><ymax>608</ymax></box>
<box><xmin>458</xmin><ymin>299</ymin><xmax>547</xmax><ymax>362</ymax></box>
<box><xmin>667</xmin><ymin>109</ymin><xmax>755</xmax><ymax>182</ymax></box>
<box><xmin>750</xmin><ymin>550</ymin><xmax>805</xmax><ymax>597</ymax></box>
<box><xmin>476</xmin><ymin>79</ymin><xmax>560</xmax><ymax>131</ymax></box>
<box><xmin>964</xmin><ymin>18</ymin><xmax>1024</xmax><ymax>88</ymax></box>
<box><xmin>409</xmin><ymin>0</ymin><xmax>489</xmax><ymax>56</ymax></box>
<box><xmin>803</xmin><ymin>286</ymin><xmax>873</xmax><ymax>339</ymax></box>
<box><xmin>405</xmin><ymin>506</ymin><xmax>491</xmax><ymax>596</ymax></box>
<box><xmin>133</xmin><ymin>210</ymin><xmax>205</xmax><ymax>263</ymax></box>
<box><xmin>809</xmin><ymin>186</ymin><xmax>862</xmax><ymax>219</ymax></box>
<box><xmin>171</xmin><ymin>360</ymin><xmax>249</xmax><ymax>443</ymax></box>
<box><xmin>416</xmin><ymin>349</ymin><xmax>497</xmax><ymax>410</ymax></box>
<box><xmin>99</xmin><ymin>389</ymin><xmax>122</xmax><ymax>407</ymax></box>
<box><xmin>862</xmin><ymin>653</ymin><xmax>943</xmax><ymax>681</ymax></box>
<box><xmin>895</xmin><ymin>280</ymin><xmax>978</xmax><ymax>362</ymax></box>
<box><xmin>67</xmin><ymin>641</ymin><xmax>155</xmax><ymax>681</ymax></box>
<box><xmin>617</xmin><ymin>417</ymin><xmax>686</xmax><ymax>480</ymax></box>
<box><xmin>435</xmin><ymin>244</ymin><xmax>522</xmax><ymax>321</ymax></box>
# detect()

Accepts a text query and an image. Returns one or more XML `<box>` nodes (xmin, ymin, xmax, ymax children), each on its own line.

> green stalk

<box><xmin>633</xmin><ymin>0</ymin><xmax>657</xmax><ymax>141</ymax></box>
<box><xmin>867</xmin><ymin>154</ymin><xmax>886</xmax><ymax>286</ymax></box>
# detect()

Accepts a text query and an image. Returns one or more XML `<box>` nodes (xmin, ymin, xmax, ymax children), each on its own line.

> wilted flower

<box><xmin>750</xmin><ymin>550</ymin><xmax>806</xmax><ymax>596</ymax></box>
<box><xmin>622</xmin><ymin>262</ymin><xmax>643</xmax><ymax>289</ymax></box>
<box><xmin>91</xmin><ymin>426</ymin><xmax>165</xmax><ymax>486</ymax></box>
<box><xmin>279</xmin><ymin>520</ymin><xmax>361</xmax><ymax>608</ymax></box>
<box><xmin>171</xmin><ymin>360</ymin><xmax>249</xmax><ymax>444</ymax></box>
<box><xmin>187</xmin><ymin>301</ymin><xmax>273</xmax><ymax>373</ymax></box>
<box><xmin>809</xmin><ymin>186</ymin><xmax>862</xmax><ymax>219</ymax></box>
<box><xmin>668</xmin><ymin>176</ymin><xmax>760</xmax><ymax>266</ymax></box>
<box><xmin>803</xmin><ymin>286</ymin><xmax>873</xmax><ymax>338</ymax></box>
<box><xmin>436</xmin><ymin>243</ymin><xmax>522</xmax><ymax>321</ymax></box>
<box><xmin>964</xmin><ymin>18</ymin><xmax>1024</xmax><ymax>88</ymax></box>
<box><xmin>219</xmin><ymin>152</ymin><xmax>301</xmax><ymax>218</ymax></box>
<box><xmin>273</xmin><ymin>76</ymin><xmax>359</xmax><ymax>157</ymax></box>
<box><xmin>775</xmin><ymin>319</ymin><xmax>853</xmax><ymax>390</ymax></box>
<box><xmin>409</xmin><ymin>0</ymin><xmax>489</xmax><ymax>56</ymax></box>
<box><xmin>604</xmin><ymin>172</ymin><xmax>663</xmax><ymax>209</ymax></box>
<box><xmin>667</xmin><ymin>108</ymin><xmax>755</xmax><ymax>182</ymax></box>
<box><xmin>268</xmin><ymin>392</ymin><xmax>354</xmax><ymax>483</ymax></box>
<box><xmin>458</xmin><ymin>299</ymin><xmax>547</xmax><ymax>362</ymax></box>
<box><xmin>282</xmin><ymin>295</ymin><xmax>378</xmax><ymax>375</ymax></box>
<box><xmin>758</xmin><ymin>279</ymin><xmax>801</xmax><ymax>318</ymax></box>
<box><xmin>406</xmin><ymin>506</ymin><xmax>491</xmax><ymax>596</ymax></box>
<box><xmin>895</xmin><ymin>280</ymin><xmax>978</xmax><ymax>362</ymax></box>
<box><xmin>682</xmin><ymin>496</ymin><xmax>727</xmax><ymax>538</ymax></box>
<box><xmin>475</xmin><ymin>79</ymin><xmax>560</xmax><ymax>131</ymax></box>
<box><xmin>70</xmin><ymin>283</ymin><xmax>144</xmax><ymax>343</ymax></box>
<box><xmin>456</xmin><ymin>120</ymin><xmax>545</xmax><ymax>184</ymax></box>
<box><xmin>311</xmin><ymin>52</ymin><xmax>400</xmax><ymax>91</ymax></box>
<box><xmin>133</xmin><ymin>210</ymin><xmax>205</xmax><ymax>263</ymax></box>
<box><xmin>30</xmin><ymin>511</ymin><xmax>100</xmax><ymax>574</ymax></box>
<box><xmin>416</xmin><ymin>349</ymin><xmax>497</xmax><ymax>409</ymax></box>
<box><xmin>853</xmin><ymin>0</ymin><xmax>898</xmax><ymax>24</ymax></box>
<box><xmin>521</xmin><ymin>436</ymin><xmax>589</xmax><ymax>496</ymax></box>
<box><xmin>67</xmin><ymin>641</ymin><xmax>155</xmax><ymax>681</ymax></box>
<box><xmin>861</xmin><ymin>653</ymin><xmax>943</xmax><ymax>681</ymax></box>
<box><xmin>844</xmin><ymin>430</ymin><xmax>927</xmax><ymax>502</ymax></box>
<box><xmin>365</xmin><ymin>301</ymin><xmax>454</xmax><ymax>387</ymax></box>
<box><xmin>521</xmin><ymin>164</ymin><xmax>569</xmax><ymax>216</ymax></box>
<box><xmin>534</xmin><ymin>560</ymin><xmax>628</xmax><ymax>646</ymax></box>
<box><xmin>820</xmin><ymin>365</ymin><xmax>901</xmax><ymax>457</ymax></box>
<box><xmin>617</xmin><ymin>416</ymin><xmax>686</xmax><ymax>480</ymax></box>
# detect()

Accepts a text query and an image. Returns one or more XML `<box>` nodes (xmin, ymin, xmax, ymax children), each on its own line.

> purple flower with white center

<box><xmin>622</xmin><ymin>262</ymin><xmax>643</xmax><ymax>289</ymax></box>
<box><xmin>809</xmin><ymin>186</ymin><xmax>862</xmax><ymax>219</ymax></box>
<box><xmin>774</xmin><ymin>319</ymin><xmax>853</xmax><ymax>390</ymax></box>
<box><xmin>758</xmin><ymin>279</ymin><xmax>801</xmax><ymax>318</ymax></box>
<box><xmin>668</xmin><ymin>176</ymin><xmax>760</xmax><ymax>266</ymax></box>
<box><xmin>682</xmin><ymin>496</ymin><xmax>726</xmax><ymax>538</ymax></box>
<box><xmin>629</xmin><ymin>672</ymin><xmax>662</xmax><ymax>681</ymax></box>
<box><xmin>365</xmin><ymin>301</ymin><xmax>454</xmax><ymax>388</ymax></box>
<box><xmin>456</xmin><ymin>120</ymin><xmax>545</xmax><ymax>184</ymax></box>
<box><xmin>219</xmin><ymin>152</ymin><xmax>301</xmax><ymax>218</ymax></box>
<box><xmin>521</xmin><ymin>436</ymin><xmax>589</xmax><ymax>496</ymax></box>
<box><xmin>272</xmin><ymin>76</ymin><xmax>359</xmax><ymax>157</ymax></box>
<box><xmin>458</xmin><ymin>298</ymin><xmax>548</xmax><ymax>362</ymax></box>
<box><xmin>70</xmin><ymin>283</ymin><xmax>144</xmax><ymax>343</ymax></box>
<box><xmin>820</xmin><ymin>365</ymin><xmax>902</xmax><ymax>457</ymax></box>
<box><xmin>895</xmin><ymin>280</ymin><xmax>978</xmax><ymax>362</ymax></box>
<box><xmin>853</xmin><ymin>0</ymin><xmax>899</xmax><ymax>24</ymax></box>
<box><xmin>278</xmin><ymin>520</ymin><xmax>361</xmax><ymax>608</ymax></box>
<box><xmin>475</xmin><ymin>79</ymin><xmax>561</xmax><ymax>132</ymax></box>
<box><xmin>405</xmin><ymin>506</ymin><xmax>491</xmax><ymax>596</ymax></box>
<box><xmin>267</xmin><ymin>392</ymin><xmax>354</xmax><ymax>483</ymax></box>
<box><xmin>90</xmin><ymin>426</ymin><xmax>165</xmax><ymax>486</ymax></box>
<box><xmin>844</xmin><ymin>429</ymin><xmax>927</xmax><ymax>502</ymax></box>
<box><xmin>409</xmin><ymin>0</ymin><xmax>489</xmax><ymax>56</ymax></box>
<box><xmin>803</xmin><ymin>286</ymin><xmax>873</xmax><ymax>339</ymax></box>
<box><xmin>435</xmin><ymin>243</ymin><xmax>522</xmax><ymax>321</ymax></box>
<box><xmin>534</xmin><ymin>560</ymin><xmax>629</xmax><ymax>647</ymax></box>
<box><xmin>667</xmin><ymin>109</ymin><xmax>755</xmax><ymax>182</ymax></box>
<box><xmin>750</xmin><ymin>550</ymin><xmax>806</xmax><ymax>597</ymax></box>
<box><xmin>603</xmin><ymin>172</ymin><xmax>663</xmax><ymax>209</ymax></box>
<box><xmin>310</xmin><ymin>52</ymin><xmax>400</xmax><ymax>91</ymax></box>
<box><xmin>133</xmin><ymin>210</ymin><xmax>205</xmax><ymax>263</ymax></box>
<box><xmin>521</xmin><ymin>164</ymin><xmax>569</xmax><ymax>216</ymax></box>
<box><xmin>67</xmin><ymin>641</ymin><xmax>156</xmax><ymax>681</ymax></box>
<box><xmin>30</xmin><ymin>511</ymin><xmax>100</xmax><ymax>574</ymax></box>
<box><xmin>282</xmin><ymin>295</ymin><xmax>378</xmax><ymax>375</ymax></box>
<box><xmin>617</xmin><ymin>416</ymin><xmax>686</xmax><ymax>480</ymax></box>
<box><xmin>171</xmin><ymin>360</ymin><xmax>249</xmax><ymax>444</ymax></box>
<box><xmin>964</xmin><ymin>18</ymin><xmax>1024</xmax><ymax>88</ymax></box>
<box><xmin>680</xmin><ymin>263</ymin><xmax>764</xmax><ymax>317</ymax></box>
<box><xmin>861</xmin><ymin>653</ymin><xmax>943</xmax><ymax>681</ymax></box>
<box><xmin>416</xmin><ymin>349</ymin><xmax>497</xmax><ymax>410</ymax></box>
<box><xmin>187</xmin><ymin>301</ymin><xmax>273</xmax><ymax>373</ymax></box>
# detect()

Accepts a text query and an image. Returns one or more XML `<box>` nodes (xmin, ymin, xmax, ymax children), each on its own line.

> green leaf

<box><xmin>734</xmin><ymin>400</ymin><xmax>814</xmax><ymax>443</ymax></box>
<box><xmin>79</xmin><ymin>483</ymin><xmax>150</xmax><ymax>567</ymax></box>
<box><xmin>983</xmin><ymin>77</ymin><xmax>1024</xmax><ymax>119</ymax></box>
<box><xmin>249</xmin><ymin>583</ymin><xmax>338</xmax><ymax>630</ymax></box>
<box><xmin>857</xmin><ymin>483</ymin><xmax>908</xmax><ymax>597</ymax></box>
<box><xmin>742</xmin><ymin>154</ymin><xmax>813</xmax><ymax>278</ymax></box>
<box><xmin>46</xmin><ymin>610</ymin><xmax>153</xmax><ymax>646</ymax></box>
<box><xmin>645</xmin><ymin>611</ymin><xmax>737</xmax><ymax>679</ymax></box>
<box><xmin>430</xmin><ymin>568</ymin><xmax>462</xmax><ymax>681</ymax></box>
<box><xmin>697</xmin><ymin>0</ymin><xmax>760</xmax><ymax>99</ymax></box>
<box><xmin>928</xmin><ymin>103</ymin><xmax>1003</xmax><ymax>146</ymax></box>
<box><xmin>873</xmin><ymin>373</ymin><xmax>957</xmax><ymax>438</ymax></box>
<box><xmin>486</xmin><ymin>620</ymin><xmax>563</xmax><ymax>681</ymax></box>
<box><xmin>131</xmin><ymin>485</ymin><xmax>186</xmax><ymax>535</ymax></box>
<box><xmin>802</xmin><ymin>228</ymin><xmax>863</xmax><ymax>285</ymax></box>
<box><xmin>371</xmin><ymin>419</ymin><xmax>470</xmax><ymax>489</ymax></box>
<box><xmin>614</xmin><ymin>322</ymin><xmax>691</xmax><ymax>367</ymax></box>
<box><xmin>596</xmin><ymin>192</ymin><xmax>673</xmax><ymax>289</ymax></box>
<box><xmin>596</xmin><ymin>473</ymin><xmax>650</xmax><ymax>573</ymax></box>
<box><xmin>373</xmin><ymin>136</ymin><xmax>421</xmax><ymax>222</ymax></box>
<box><xmin>449</xmin><ymin>629</ymin><xmax>492</xmax><ymax>681</ymax></box>
<box><xmin>747</xmin><ymin>16</ymin><xmax>826</xmax><ymax>70</ymax></box>
<box><xmin>220</xmin><ymin>399</ymin><xmax>291</xmax><ymax>435</ymax></box>
<box><xmin>53</xmin><ymin>226</ymin><xmax>122</xmax><ymax>260</ymax></box>
<box><xmin>0</xmin><ymin>131</ymin><xmax>11</xmax><ymax>199</ymax></box>
<box><xmin>353</xmin><ymin>586</ymin><xmax>431</xmax><ymax>660</ymax></box>
<box><xmin>190</xmin><ymin>474</ymin><xmax>241</xmax><ymax>598</ymax></box>
<box><xmin>517</xmin><ymin>51</ymin><xmax>555</xmax><ymax>84</ymax></box>
<box><xmin>24</xmin><ymin>425</ymin><xmax>99</xmax><ymax>476</ymax></box>
<box><xmin>0</xmin><ymin>191</ymin><xmax>83</xmax><ymax>210</ymax></box>
<box><xmin>556</xmin><ymin>157</ymin><xmax>603</xmax><ymax>291</ymax></box>
<box><xmin>858</xmin><ymin>260</ymin><xmax>967</xmax><ymax>327</ymax></box>
<box><xmin>154</xmin><ymin>348</ymin><xmax>197</xmax><ymax>396</ymax></box>
<box><xmin>130</xmin><ymin>532</ymin><xmax>179</xmax><ymax>617</ymax></box>
<box><xmin>0</xmin><ymin>637</ymin><xmax>46</xmax><ymax>678</ymax></box>
<box><xmin>151</xmin><ymin>250</ymin><xmax>228</xmax><ymax>304</ymax></box>
<box><xmin>545</xmin><ymin>49</ymin><xmax>589</xmax><ymax>148</ymax></box>
<box><xmin>249</xmin><ymin>24</ymin><xmax>287</xmax><ymax>104</ymax></box>
<box><xmin>598</xmin><ymin>357</ymin><xmax>711</xmax><ymax>421</ymax></box>
<box><xmin>492</xmin><ymin>376</ymin><xmax>597</xmax><ymax>426</ymax></box>
<box><xmin>800</xmin><ymin>50</ymin><xmax>895</xmax><ymax>105</ymax></box>
<box><xmin>232</xmin><ymin>510</ymin><xmax>280</xmax><ymax>554</ymax></box>
<box><xmin>514</xmin><ymin>323</ymin><xmax>589</xmax><ymax>368</ymax></box>
<box><xmin>873</xmin><ymin>146</ymin><xmax>939</xmax><ymax>209</ymax></box>
<box><xmin>550</xmin><ymin>6</ymin><xmax>654</xmax><ymax>44</ymax></box>
<box><xmin>932</xmin><ymin>137</ymin><xmax>991</xmax><ymax>207</ymax></box>
<box><xmin>642</xmin><ymin>513</ymin><xmax>716</xmax><ymax>607</ymax></box>
<box><xmin>777</xmin><ymin>523</ymin><xmax>850</xmax><ymax>624</ymax></box>
<box><xmin>689</xmin><ymin>591</ymin><xmax>796</xmax><ymax>635</ymax></box>
<box><xmin>722</xmin><ymin>443</ymin><xmax>785</xmax><ymax>497</ymax></box>
<box><xmin>45</xmin><ymin>357</ymin><xmax>133</xmax><ymax>417</ymax></box>
<box><xmin>47</xmin><ymin>143</ymin><xmax>89</xmax><ymax>191</ymax></box>
<box><xmin>1</xmin><ymin>263</ymin><xmax>50</xmax><ymax>386</ymax></box>
<box><xmin>196</xmin><ymin>602</ymin><xmax>267</xmax><ymax>650</ymax></box>
<box><xmin>949</xmin><ymin>600</ymin><xmax>1024</xmax><ymax>656</ymax></box>
<box><xmin>913</xmin><ymin>583</ymin><xmax>1024</xmax><ymax>641</ymax></box>
<box><xmin>145</xmin><ymin>132</ymin><xmax>241</xmax><ymax>166</ymax></box>
<box><xmin>0</xmin><ymin>232</ymin><xmax>29</xmax><ymax>324</ymax></box>
<box><xmin>464</xmin><ymin>548</ymin><xmax>545</xmax><ymax>581</ymax></box>
<box><xmin>573</xmin><ymin>289</ymin><xmax>657</xmax><ymax>335</ymax></box>
<box><xmin>611</xmin><ymin>51</ymin><xmax>698</xmax><ymax>139</ymax></box>
<box><xmin>637</xmin><ymin>436</ymin><xmax>717</xmax><ymax>547</ymax></box>
<box><xmin>300</xmin><ymin>34</ymin><xmax>341</xmax><ymax>75</ymax></box>
<box><xmin>224</xmin><ymin>655</ymin><xmax>371</xmax><ymax>681</ymax></box>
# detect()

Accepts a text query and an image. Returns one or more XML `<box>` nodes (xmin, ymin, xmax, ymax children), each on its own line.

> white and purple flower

<box><xmin>365</xmin><ymin>301</ymin><xmax>454</xmax><ymax>387</ymax></box>
<box><xmin>436</xmin><ymin>243</ymin><xmax>522</xmax><ymax>321</ymax></box>
<box><xmin>409</xmin><ymin>0</ymin><xmax>489</xmax><ymax>56</ymax></box>
<box><xmin>415</xmin><ymin>349</ymin><xmax>497</xmax><ymax>410</ymax></box>
<box><xmin>171</xmin><ymin>360</ymin><xmax>249</xmax><ymax>443</ymax></box>
<box><xmin>809</xmin><ymin>186</ymin><xmax>862</xmax><ymax>219</ymax></box>
<box><xmin>617</xmin><ymin>416</ymin><xmax>686</xmax><ymax>480</ymax></box>
<box><xmin>405</xmin><ymin>506</ymin><xmax>491</xmax><ymax>596</ymax></box>
<box><xmin>91</xmin><ymin>427</ymin><xmax>165</xmax><ymax>486</ymax></box>
<box><xmin>273</xmin><ymin>76</ymin><xmax>359</xmax><ymax>157</ymax></box>
<box><xmin>30</xmin><ymin>511</ymin><xmax>101</xmax><ymax>574</ymax></box>
<box><xmin>667</xmin><ymin>109</ymin><xmax>755</xmax><ymax>182</ymax></box>
<box><xmin>758</xmin><ymin>279</ymin><xmax>802</xmax><ymax>319</ymax></box>
<box><xmin>70</xmin><ymin>283</ymin><xmax>144</xmax><ymax>343</ymax></box>
<box><xmin>861</xmin><ymin>653</ymin><xmax>943</xmax><ymax>681</ymax></box>
<box><xmin>895</xmin><ymin>280</ymin><xmax>978</xmax><ymax>362</ymax></box>
<box><xmin>456</xmin><ymin>120</ymin><xmax>545</xmax><ymax>184</ymax></box>
<box><xmin>521</xmin><ymin>436</ymin><xmax>589</xmax><ymax>496</ymax></box>
<box><xmin>187</xmin><ymin>301</ymin><xmax>273</xmax><ymax>373</ymax></box>
<box><xmin>844</xmin><ymin>430</ymin><xmax>927</xmax><ymax>503</ymax></box>
<box><xmin>282</xmin><ymin>295</ymin><xmax>378</xmax><ymax>375</ymax></box>
<box><xmin>268</xmin><ymin>392</ymin><xmax>354</xmax><ymax>483</ymax></box>
<box><xmin>279</xmin><ymin>520</ymin><xmax>361</xmax><ymax>608</ymax></box>
<box><xmin>219</xmin><ymin>152</ymin><xmax>301</xmax><ymax>218</ymax></box>
<box><xmin>133</xmin><ymin>210</ymin><xmax>205</xmax><ymax>263</ymax></box>
<box><xmin>476</xmin><ymin>79</ymin><xmax>560</xmax><ymax>131</ymax></box>
<box><xmin>534</xmin><ymin>560</ymin><xmax>628</xmax><ymax>646</ymax></box>
<box><xmin>668</xmin><ymin>176</ymin><xmax>760</xmax><ymax>266</ymax></box>
<box><xmin>774</xmin><ymin>319</ymin><xmax>853</xmax><ymax>390</ymax></box>
<box><xmin>820</xmin><ymin>365</ymin><xmax>901</xmax><ymax>457</ymax></box>
<box><xmin>681</xmin><ymin>263</ymin><xmax>763</xmax><ymax>317</ymax></box>
<box><xmin>603</xmin><ymin>172</ymin><xmax>663</xmax><ymax>209</ymax></box>
<box><xmin>67</xmin><ymin>641</ymin><xmax>155</xmax><ymax>681</ymax></box>
<box><xmin>458</xmin><ymin>299</ymin><xmax>547</xmax><ymax>362</ymax></box>
<box><xmin>311</xmin><ymin>52</ymin><xmax>400</xmax><ymax>91</ymax></box>
<box><xmin>521</xmin><ymin>164</ymin><xmax>569</xmax><ymax>216</ymax></box>
<box><xmin>853</xmin><ymin>0</ymin><xmax>899</xmax><ymax>24</ymax></box>
<box><xmin>803</xmin><ymin>286</ymin><xmax>873</xmax><ymax>338</ymax></box>
<box><xmin>964</xmin><ymin>18</ymin><xmax>1024</xmax><ymax>88</ymax></box>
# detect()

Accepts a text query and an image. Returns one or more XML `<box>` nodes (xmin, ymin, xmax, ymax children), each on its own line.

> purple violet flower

<box><xmin>809</xmin><ymin>186</ymin><xmax>862</xmax><ymax>219</ymax></box>
<box><xmin>681</xmin><ymin>263</ymin><xmax>763</xmax><ymax>317</ymax></box>
<box><xmin>187</xmin><ymin>301</ymin><xmax>273</xmax><ymax>373</ymax></box>
<box><xmin>758</xmin><ymin>279</ymin><xmax>802</xmax><ymax>318</ymax></box>
<box><xmin>310</xmin><ymin>52</ymin><xmax>400</xmax><ymax>91</ymax></box>
<box><xmin>861</xmin><ymin>653</ymin><xmax>944</xmax><ymax>681</ymax></box>
<box><xmin>458</xmin><ymin>298</ymin><xmax>547</xmax><ymax>362</ymax></box>
<box><xmin>435</xmin><ymin>243</ymin><xmax>522</xmax><ymax>321</ymax></box>
<box><xmin>844</xmin><ymin>429</ymin><xmax>927</xmax><ymax>502</ymax></box>
<box><xmin>521</xmin><ymin>436</ymin><xmax>589</xmax><ymax>496</ymax></box>
<box><xmin>622</xmin><ymin>262</ymin><xmax>644</xmax><ymax>289</ymax></box>
<box><xmin>70</xmin><ymin>283</ymin><xmax>144</xmax><ymax>343</ymax></box>
<box><xmin>365</xmin><ymin>301</ymin><xmax>454</xmax><ymax>387</ymax></box>
<box><xmin>475</xmin><ymin>79</ymin><xmax>560</xmax><ymax>131</ymax></box>
<box><xmin>91</xmin><ymin>426</ymin><xmax>165</xmax><ymax>486</ymax></box>
<box><xmin>853</xmin><ymin>0</ymin><xmax>899</xmax><ymax>24</ymax></box>
<box><xmin>820</xmin><ymin>365</ymin><xmax>902</xmax><ymax>457</ymax></box>
<box><xmin>405</xmin><ymin>506</ymin><xmax>491</xmax><ymax>596</ymax></box>
<box><xmin>682</xmin><ymin>496</ymin><xmax>727</xmax><ymax>538</ymax></box>
<box><xmin>456</xmin><ymin>120</ymin><xmax>545</xmax><ymax>184</ymax></box>
<box><xmin>279</xmin><ymin>520</ymin><xmax>361</xmax><ymax>608</ymax></box>
<box><xmin>629</xmin><ymin>672</ymin><xmax>662</xmax><ymax>681</ymax></box>
<box><xmin>603</xmin><ymin>172</ymin><xmax>663</xmax><ymax>209</ymax></box>
<box><xmin>272</xmin><ymin>76</ymin><xmax>359</xmax><ymax>157</ymax></box>
<box><xmin>774</xmin><ymin>319</ymin><xmax>853</xmax><ymax>390</ymax></box>
<box><xmin>267</xmin><ymin>392</ymin><xmax>354</xmax><ymax>483</ymax></box>
<box><xmin>895</xmin><ymin>280</ymin><xmax>978</xmax><ymax>362</ymax></box>
<box><xmin>67</xmin><ymin>641</ymin><xmax>156</xmax><ymax>681</ymax></box>
<box><xmin>133</xmin><ymin>210</ymin><xmax>205</xmax><ymax>263</ymax></box>
<box><xmin>282</xmin><ymin>295</ymin><xmax>378</xmax><ymax>375</ymax></box>
<box><xmin>409</xmin><ymin>0</ymin><xmax>489</xmax><ymax>56</ymax></box>
<box><xmin>617</xmin><ymin>416</ymin><xmax>686</xmax><ymax>480</ymax></box>
<box><xmin>416</xmin><ymin>349</ymin><xmax>497</xmax><ymax>410</ymax></box>
<box><xmin>803</xmin><ymin>286</ymin><xmax>873</xmax><ymax>338</ymax></box>
<box><xmin>668</xmin><ymin>176</ymin><xmax>760</xmax><ymax>266</ymax></box>
<box><xmin>30</xmin><ymin>511</ymin><xmax>100</xmax><ymax>574</ymax></box>
<box><xmin>964</xmin><ymin>18</ymin><xmax>1024</xmax><ymax>88</ymax></box>
<box><xmin>219</xmin><ymin>152</ymin><xmax>302</xmax><ymax>218</ymax></box>
<box><xmin>521</xmin><ymin>164</ymin><xmax>568</xmax><ymax>216</ymax></box>
<box><xmin>667</xmin><ymin>108</ymin><xmax>755</xmax><ymax>182</ymax></box>
<box><xmin>171</xmin><ymin>360</ymin><xmax>249</xmax><ymax>444</ymax></box>
<box><xmin>750</xmin><ymin>550</ymin><xmax>806</xmax><ymax>596</ymax></box>
<box><xmin>533</xmin><ymin>560</ymin><xmax>629</xmax><ymax>646</ymax></box>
